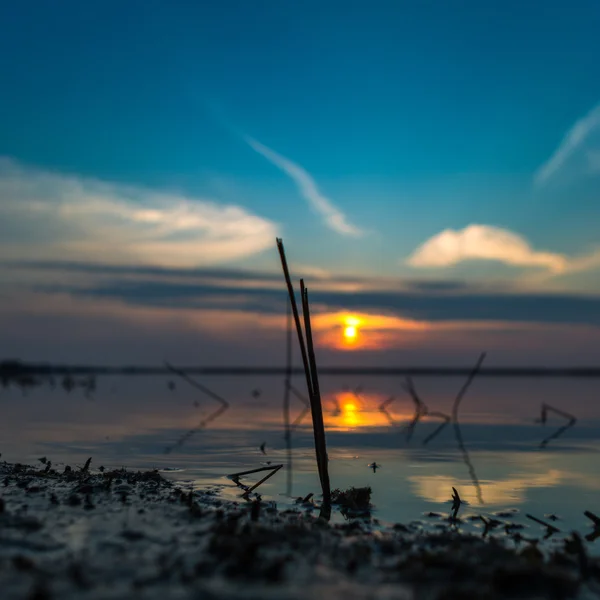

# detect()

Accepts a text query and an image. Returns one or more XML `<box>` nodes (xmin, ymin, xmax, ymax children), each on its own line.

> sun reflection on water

<box><xmin>408</xmin><ymin>470</ymin><xmax>565</xmax><ymax>506</ymax></box>
<box><xmin>323</xmin><ymin>391</ymin><xmax>412</xmax><ymax>430</ymax></box>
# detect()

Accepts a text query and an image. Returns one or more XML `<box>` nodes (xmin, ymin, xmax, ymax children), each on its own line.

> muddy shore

<box><xmin>0</xmin><ymin>460</ymin><xmax>599</xmax><ymax>599</ymax></box>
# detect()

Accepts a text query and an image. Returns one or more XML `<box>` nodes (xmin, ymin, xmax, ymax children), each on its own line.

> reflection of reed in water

<box><xmin>162</xmin><ymin>362</ymin><xmax>230</xmax><ymax>454</ymax></box>
<box><xmin>282</xmin><ymin>299</ymin><xmax>293</xmax><ymax>496</ymax></box>
<box><xmin>330</xmin><ymin>396</ymin><xmax>342</xmax><ymax>417</ymax></box>
<box><xmin>451</xmin><ymin>352</ymin><xmax>486</xmax><ymax>505</ymax></box>
<box><xmin>281</xmin><ymin>297</ymin><xmax>311</xmax><ymax>496</ymax></box>
<box><xmin>401</xmin><ymin>377</ymin><xmax>429</xmax><ymax>443</ymax></box>
<box><xmin>584</xmin><ymin>511</ymin><xmax>600</xmax><ymax>543</ymax></box>
<box><xmin>536</xmin><ymin>402</ymin><xmax>577</xmax><ymax>448</ymax></box>
<box><xmin>395</xmin><ymin>377</ymin><xmax>450</xmax><ymax>445</ymax></box>
<box><xmin>378</xmin><ymin>395</ymin><xmax>398</xmax><ymax>427</ymax></box>
<box><xmin>392</xmin><ymin>353</ymin><xmax>486</xmax><ymax>504</ymax></box>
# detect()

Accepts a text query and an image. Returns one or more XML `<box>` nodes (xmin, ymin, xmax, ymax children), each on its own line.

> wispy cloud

<box><xmin>407</xmin><ymin>225</ymin><xmax>569</xmax><ymax>273</ymax></box>
<box><xmin>534</xmin><ymin>103</ymin><xmax>600</xmax><ymax>186</ymax></box>
<box><xmin>0</xmin><ymin>158</ymin><xmax>278</xmax><ymax>268</ymax></box>
<box><xmin>15</xmin><ymin>264</ymin><xmax>600</xmax><ymax>327</ymax></box>
<box><xmin>244</xmin><ymin>136</ymin><xmax>364</xmax><ymax>237</ymax></box>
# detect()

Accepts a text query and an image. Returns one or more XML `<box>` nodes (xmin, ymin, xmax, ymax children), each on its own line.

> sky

<box><xmin>1</xmin><ymin>0</ymin><xmax>600</xmax><ymax>391</ymax></box>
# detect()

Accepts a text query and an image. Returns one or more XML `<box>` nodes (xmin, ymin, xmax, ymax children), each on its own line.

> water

<box><xmin>1</xmin><ymin>375</ymin><xmax>599</xmax><ymax>553</ymax></box>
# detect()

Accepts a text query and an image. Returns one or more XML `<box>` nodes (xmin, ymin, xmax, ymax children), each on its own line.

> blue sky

<box><xmin>1</xmin><ymin>1</ymin><xmax>600</xmax><ymax>366</ymax></box>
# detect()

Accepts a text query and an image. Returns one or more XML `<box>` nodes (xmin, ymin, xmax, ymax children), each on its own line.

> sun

<box><xmin>343</xmin><ymin>325</ymin><xmax>357</xmax><ymax>340</ymax></box>
<box><xmin>342</xmin><ymin>316</ymin><xmax>360</xmax><ymax>344</ymax></box>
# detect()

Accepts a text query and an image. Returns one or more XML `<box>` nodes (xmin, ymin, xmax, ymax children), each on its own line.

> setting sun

<box><xmin>342</xmin><ymin>316</ymin><xmax>360</xmax><ymax>345</ymax></box>
<box><xmin>310</xmin><ymin>310</ymin><xmax>431</xmax><ymax>351</ymax></box>
<box><xmin>343</xmin><ymin>325</ymin><xmax>357</xmax><ymax>340</ymax></box>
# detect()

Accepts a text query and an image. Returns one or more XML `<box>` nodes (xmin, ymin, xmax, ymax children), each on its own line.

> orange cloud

<box><xmin>311</xmin><ymin>311</ymin><xmax>430</xmax><ymax>351</ymax></box>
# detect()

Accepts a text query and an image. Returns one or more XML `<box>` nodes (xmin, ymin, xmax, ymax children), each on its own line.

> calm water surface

<box><xmin>1</xmin><ymin>376</ymin><xmax>599</xmax><ymax>553</ymax></box>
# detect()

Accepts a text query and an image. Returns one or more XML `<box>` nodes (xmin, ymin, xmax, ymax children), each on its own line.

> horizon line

<box><xmin>2</xmin><ymin>361</ymin><xmax>600</xmax><ymax>378</ymax></box>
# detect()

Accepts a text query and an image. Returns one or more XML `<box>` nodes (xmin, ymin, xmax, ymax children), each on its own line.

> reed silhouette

<box><xmin>277</xmin><ymin>238</ymin><xmax>331</xmax><ymax>513</ymax></box>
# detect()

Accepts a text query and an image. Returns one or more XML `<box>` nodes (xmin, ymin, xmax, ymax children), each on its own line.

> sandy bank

<box><xmin>0</xmin><ymin>460</ymin><xmax>598</xmax><ymax>599</ymax></box>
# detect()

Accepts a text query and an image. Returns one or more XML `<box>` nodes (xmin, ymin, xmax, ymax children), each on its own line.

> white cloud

<box><xmin>244</xmin><ymin>136</ymin><xmax>364</xmax><ymax>237</ymax></box>
<box><xmin>534</xmin><ymin>103</ymin><xmax>600</xmax><ymax>186</ymax></box>
<box><xmin>0</xmin><ymin>158</ymin><xmax>278</xmax><ymax>267</ymax></box>
<box><xmin>407</xmin><ymin>224</ymin><xmax>569</xmax><ymax>273</ymax></box>
<box><xmin>407</xmin><ymin>224</ymin><xmax>600</xmax><ymax>277</ymax></box>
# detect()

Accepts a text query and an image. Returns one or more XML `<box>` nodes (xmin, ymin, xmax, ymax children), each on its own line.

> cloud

<box><xmin>407</xmin><ymin>225</ymin><xmax>569</xmax><ymax>273</ymax></box>
<box><xmin>244</xmin><ymin>137</ymin><xmax>364</xmax><ymax>237</ymax></box>
<box><xmin>407</xmin><ymin>224</ymin><xmax>600</xmax><ymax>278</ymax></box>
<box><xmin>568</xmin><ymin>249</ymin><xmax>600</xmax><ymax>273</ymax></box>
<box><xmin>13</xmin><ymin>266</ymin><xmax>600</xmax><ymax>327</ymax></box>
<box><xmin>0</xmin><ymin>158</ymin><xmax>278</xmax><ymax>268</ymax></box>
<box><xmin>534</xmin><ymin>103</ymin><xmax>600</xmax><ymax>185</ymax></box>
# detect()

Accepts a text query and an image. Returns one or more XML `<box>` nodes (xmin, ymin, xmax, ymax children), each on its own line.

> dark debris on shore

<box><xmin>0</xmin><ymin>460</ymin><xmax>599</xmax><ymax>600</ymax></box>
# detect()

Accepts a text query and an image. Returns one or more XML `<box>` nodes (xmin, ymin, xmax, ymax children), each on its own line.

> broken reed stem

<box><xmin>301</xmin><ymin>280</ymin><xmax>331</xmax><ymax>506</ymax></box>
<box><xmin>584</xmin><ymin>511</ymin><xmax>600</xmax><ymax>527</ymax></box>
<box><xmin>283</xmin><ymin>299</ymin><xmax>293</xmax><ymax>496</ymax></box>
<box><xmin>242</xmin><ymin>464</ymin><xmax>283</xmax><ymax>496</ymax></box>
<box><xmin>228</xmin><ymin>465</ymin><xmax>283</xmax><ymax>478</ymax></box>
<box><xmin>526</xmin><ymin>513</ymin><xmax>560</xmax><ymax>533</ymax></box>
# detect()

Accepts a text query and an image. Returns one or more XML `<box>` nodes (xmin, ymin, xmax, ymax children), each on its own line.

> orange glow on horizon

<box><xmin>312</xmin><ymin>311</ymin><xmax>429</xmax><ymax>351</ymax></box>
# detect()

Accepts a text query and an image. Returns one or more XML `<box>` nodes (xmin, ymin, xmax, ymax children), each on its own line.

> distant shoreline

<box><xmin>3</xmin><ymin>360</ymin><xmax>600</xmax><ymax>378</ymax></box>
